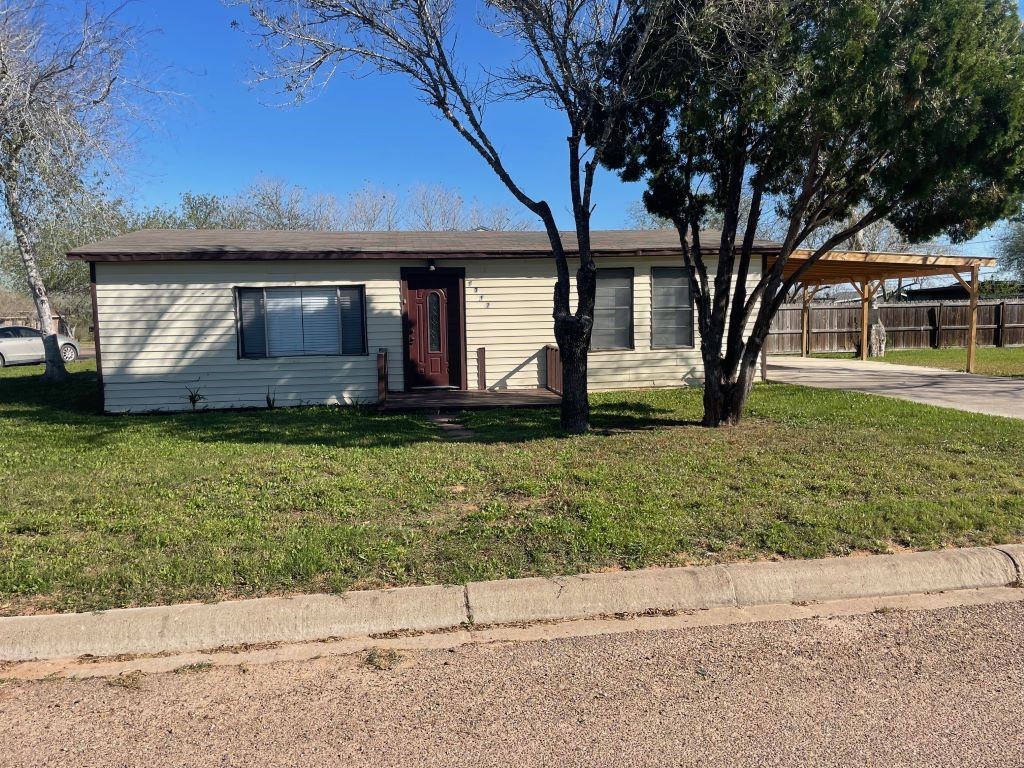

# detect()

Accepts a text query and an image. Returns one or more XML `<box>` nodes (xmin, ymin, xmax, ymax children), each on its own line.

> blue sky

<box><xmin>117</xmin><ymin>1</ymin><xmax>642</xmax><ymax>230</ymax></box>
<box><xmin>110</xmin><ymin>1</ymin><xmax>1013</xmax><ymax>260</ymax></box>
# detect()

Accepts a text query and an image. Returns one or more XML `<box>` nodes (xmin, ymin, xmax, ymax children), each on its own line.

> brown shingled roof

<box><xmin>66</xmin><ymin>228</ymin><xmax>783</xmax><ymax>261</ymax></box>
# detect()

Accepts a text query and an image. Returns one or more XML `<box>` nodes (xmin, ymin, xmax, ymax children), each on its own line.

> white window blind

<box><xmin>300</xmin><ymin>288</ymin><xmax>341</xmax><ymax>355</ymax></box>
<box><xmin>238</xmin><ymin>286</ymin><xmax>366</xmax><ymax>358</ymax></box>
<box><xmin>265</xmin><ymin>288</ymin><xmax>304</xmax><ymax>357</ymax></box>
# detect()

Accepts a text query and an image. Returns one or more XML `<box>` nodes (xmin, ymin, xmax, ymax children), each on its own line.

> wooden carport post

<box><xmin>852</xmin><ymin>280</ymin><xmax>881</xmax><ymax>361</ymax></box>
<box><xmin>859</xmin><ymin>282</ymin><xmax>869</xmax><ymax>361</ymax></box>
<box><xmin>800</xmin><ymin>285</ymin><xmax>822</xmax><ymax>357</ymax></box>
<box><xmin>950</xmin><ymin>266</ymin><xmax>980</xmax><ymax>373</ymax></box>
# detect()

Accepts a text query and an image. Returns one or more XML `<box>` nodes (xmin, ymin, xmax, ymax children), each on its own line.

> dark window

<box><xmin>238</xmin><ymin>289</ymin><xmax>267</xmax><ymax>358</ymax></box>
<box><xmin>427</xmin><ymin>291</ymin><xmax>442</xmax><ymax>352</ymax></box>
<box><xmin>237</xmin><ymin>286</ymin><xmax>367</xmax><ymax>358</ymax></box>
<box><xmin>592</xmin><ymin>268</ymin><xmax>634</xmax><ymax>350</ymax></box>
<box><xmin>18</xmin><ymin>328</ymin><xmax>41</xmax><ymax>338</ymax></box>
<box><xmin>651</xmin><ymin>268</ymin><xmax>694</xmax><ymax>348</ymax></box>
<box><xmin>337</xmin><ymin>287</ymin><xmax>366</xmax><ymax>357</ymax></box>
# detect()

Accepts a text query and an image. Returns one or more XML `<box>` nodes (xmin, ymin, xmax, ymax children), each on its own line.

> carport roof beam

<box><xmin>771</xmin><ymin>250</ymin><xmax>996</xmax><ymax>287</ymax></box>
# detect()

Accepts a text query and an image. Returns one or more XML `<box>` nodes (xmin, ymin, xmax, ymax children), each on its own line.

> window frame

<box><xmin>591</xmin><ymin>267</ymin><xmax>635</xmax><ymax>352</ymax></box>
<box><xmin>650</xmin><ymin>267</ymin><xmax>695</xmax><ymax>350</ymax></box>
<box><xmin>234</xmin><ymin>285</ymin><xmax>369</xmax><ymax>360</ymax></box>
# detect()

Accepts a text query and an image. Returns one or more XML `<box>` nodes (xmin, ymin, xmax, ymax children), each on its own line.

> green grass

<box><xmin>814</xmin><ymin>346</ymin><xmax>1024</xmax><ymax>377</ymax></box>
<box><xmin>2</xmin><ymin>360</ymin><xmax>1023</xmax><ymax>615</ymax></box>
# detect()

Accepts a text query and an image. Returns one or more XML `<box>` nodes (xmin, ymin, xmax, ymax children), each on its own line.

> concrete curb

<box><xmin>0</xmin><ymin>585</ymin><xmax>466</xmax><ymax>661</ymax></box>
<box><xmin>466</xmin><ymin>564</ymin><xmax>736</xmax><ymax>625</ymax></box>
<box><xmin>1</xmin><ymin>546</ymin><xmax>1019</xmax><ymax>662</ymax></box>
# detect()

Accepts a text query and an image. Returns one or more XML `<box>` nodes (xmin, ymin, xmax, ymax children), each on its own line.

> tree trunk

<box><xmin>3</xmin><ymin>182</ymin><xmax>68</xmax><ymax>382</ymax></box>
<box><xmin>702</xmin><ymin>338</ymin><xmax>763</xmax><ymax>427</ymax></box>
<box><xmin>555</xmin><ymin>314</ymin><xmax>591</xmax><ymax>434</ymax></box>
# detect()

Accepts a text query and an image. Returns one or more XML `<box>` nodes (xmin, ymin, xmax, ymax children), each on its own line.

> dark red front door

<box><xmin>408</xmin><ymin>285</ymin><xmax>450</xmax><ymax>387</ymax></box>
<box><xmin>403</xmin><ymin>269</ymin><xmax>463</xmax><ymax>389</ymax></box>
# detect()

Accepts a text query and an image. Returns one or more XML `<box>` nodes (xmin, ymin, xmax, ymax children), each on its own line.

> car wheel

<box><xmin>60</xmin><ymin>344</ymin><xmax>78</xmax><ymax>363</ymax></box>
<box><xmin>0</xmin><ymin>353</ymin><xmax>5</xmax><ymax>368</ymax></box>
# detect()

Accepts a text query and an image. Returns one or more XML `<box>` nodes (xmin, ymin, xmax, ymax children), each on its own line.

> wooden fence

<box><xmin>766</xmin><ymin>300</ymin><xmax>1024</xmax><ymax>355</ymax></box>
<box><xmin>0</xmin><ymin>314</ymin><xmax>71</xmax><ymax>336</ymax></box>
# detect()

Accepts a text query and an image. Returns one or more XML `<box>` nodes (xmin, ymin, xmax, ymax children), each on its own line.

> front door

<box><xmin>403</xmin><ymin>269</ymin><xmax>464</xmax><ymax>389</ymax></box>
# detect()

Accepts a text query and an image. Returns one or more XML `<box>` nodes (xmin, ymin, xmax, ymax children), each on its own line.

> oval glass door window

<box><xmin>427</xmin><ymin>291</ymin><xmax>442</xmax><ymax>352</ymax></box>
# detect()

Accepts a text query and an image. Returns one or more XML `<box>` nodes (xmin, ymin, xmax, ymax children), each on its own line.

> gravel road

<box><xmin>2</xmin><ymin>601</ymin><xmax>1021</xmax><ymax>767</ymax></box>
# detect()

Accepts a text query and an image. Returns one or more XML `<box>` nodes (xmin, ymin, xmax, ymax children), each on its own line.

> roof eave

<box><xmin>67</xmin><ymin>246</ymin><xmax>783</xmax><ymax>262</ymax></box>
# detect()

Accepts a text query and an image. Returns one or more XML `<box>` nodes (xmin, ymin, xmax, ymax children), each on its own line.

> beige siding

<box><xmin>452</xmin><ymin>256</ymin><xmax>761</xmax><ymax>392</ymax></box>
<box><xmin>94</xmin><ymin>254</ymin><xmax>762</xmax><ymax>412</ymax></box>
<box><xmin>95</xmin><ymin>260</ymin><xmax>411</xmax><ymax>412</ymax></box>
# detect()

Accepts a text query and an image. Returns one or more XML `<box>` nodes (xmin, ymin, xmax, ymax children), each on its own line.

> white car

<box><xmin>0</xmin><ymin>325</ymin><xmax>80</xmax><ymax>366</ymax></box>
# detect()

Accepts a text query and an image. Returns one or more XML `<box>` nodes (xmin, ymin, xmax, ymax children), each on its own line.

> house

<box><xmin>67</xmin><ymin>229</ymin><xmax>780</xmax><ymax>413</ymax></box>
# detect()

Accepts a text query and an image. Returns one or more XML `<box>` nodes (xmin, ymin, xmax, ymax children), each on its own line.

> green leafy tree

<box><xmin>603</xmin><ymin>0</ymin><xmax>1024</xmax><ymax>425</ymax></box>
<box><xmin>998</xmin><ymin>216</ymin><xmax>1024</xmax><ymax>279</ymax></box>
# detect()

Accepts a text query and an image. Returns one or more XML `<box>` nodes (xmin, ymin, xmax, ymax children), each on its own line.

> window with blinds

<box><xmin>651</xmin><ymin>268</ymin><xmax>694</xmax><ymax>348</ymax></box>
<box><xmin>592</xmin><ymin>268</ymin><xmax>634</xmax><ymax>350</ymax></box>
<box><xmin>237</xmin><ymin>286</ymin><xmax>367</xmax><ymax>358</ymax></box>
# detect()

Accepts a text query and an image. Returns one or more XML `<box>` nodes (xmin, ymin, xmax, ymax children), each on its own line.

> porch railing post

<box><xmin>544</xmin><ymin>345</ymin><xmax>563</xmax><ymax>395</ymax></box>
<box><xmin>476</xmin><ymin>347</ymin><xmax>487</xmax><ymax>390</ymax></box>
<box><xmin>377</xmin><ymin>348</ymin><xmax>388</xmax><ymax>404</ymax></box>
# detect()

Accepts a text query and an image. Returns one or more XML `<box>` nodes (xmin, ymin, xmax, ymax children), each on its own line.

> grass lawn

<box><xmin>814</xmin><ymin>346</ymin><xmax>1024</xmax><ymax>377</ymax></box>
<box><xmin>2</xmin><ymin>360</ymin><xmax>1023</xmax><ymax>615</ymax></box>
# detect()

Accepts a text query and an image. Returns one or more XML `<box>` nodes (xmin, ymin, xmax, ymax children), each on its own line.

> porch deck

<box><xmin>380</xmin><ymin>388</ymin><xmax>560</xmax><ymax>412</ymax></box>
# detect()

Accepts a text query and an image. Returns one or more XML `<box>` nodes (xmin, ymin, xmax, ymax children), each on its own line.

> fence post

<box><xmin>998</xmin><ymin>302</ymin><xmax>1006</xmax><ymax>348</ymax></box>
<box><xmin>935</xmin><ymin>303</ymin><xmax>943</xmax><ymax>349</ymax></box>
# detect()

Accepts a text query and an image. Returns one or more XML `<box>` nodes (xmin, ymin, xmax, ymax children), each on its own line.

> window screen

<box><xmin>592</xmin><ymin>269</ymin><xmax>633</xmax><ymax>350</ymax></box>
<box><xmin>337</xmin><ymin>287</ymin><xmax>366</xmax><ymax>357</ymax></box>
<box><xmin>238</xmin><ymin>286</ymin><xmax>366</xmax><ymax>358</ymax></box>
<box><xmin>237</xmin><ymin>288</ymin><xmax>267</xmax><ymax>357</ymax></box>
<box><xmin>651</xmin><ymin>268</ymin><xmax>694</xmax><ymax>348</ymax></box>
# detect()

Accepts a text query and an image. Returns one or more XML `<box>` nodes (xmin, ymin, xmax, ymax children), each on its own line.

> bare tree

<box><xmin>624</xmin><ymin>199</ymin><xmax>672</xmax><ymax>230</ymax></box>
<box><xmin>237</xmin><ymin>0</ymin><xmax>666</xmax><ymax>432</ymax></box>
<box><xmin>405</xmin><ymin>183</ymin><xmax>465</xmax><ymax>231</ymax></box>
<box><xmin>230</xmin><ymin>177</ymin><xmax>341</xmax><ymax>229</ymax></box>
<box><xmin>0</xmin><ymin>2</ymin><xmax>143</xmax><ymax>380</ymax></box>
<box><xmin>403</xmin><ymin>183</ymin><xmax>532</xmax><ymax>230</ymax></box>
<box><xmin>466</xmin><ymin>200</ymin><xmax>531</xmax><ymax>231</ymax></box>
<box><xmin>339</xmin><ymin>183</ymin><xmax>401</xmax><ymax>231</ymax></box>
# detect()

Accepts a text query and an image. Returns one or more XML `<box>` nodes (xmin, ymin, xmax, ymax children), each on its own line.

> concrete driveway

<box><xmin>768</xmin><ymin>356</ymin><xmax>1023</xmax><ymax>419</ymax></box>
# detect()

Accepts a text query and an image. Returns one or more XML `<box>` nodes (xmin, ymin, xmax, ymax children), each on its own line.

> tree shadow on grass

<box><xmin>1</xmin><ymin>365</ymin><xmax>701</xmax><ymax>450</ymax></box>
<box><xmin>0</xmin><ymin>365</ymin><xmax>102</xmax><ymax>419</ymax></box>
<box><xmin>463</xmin><ymin>398</ymin><xmax>702</xmax><ymax>443</ymax></box>
<box><xmin>0</xmin><ymin>366</ymin><xmax>438</xmax><ymax>449</ymax></box>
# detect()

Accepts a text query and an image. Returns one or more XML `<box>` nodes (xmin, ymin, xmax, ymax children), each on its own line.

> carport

<box><xmin>768</xmin><ymin>250</ymin><xmax>998</xmax><ymax>372</ymax></box>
